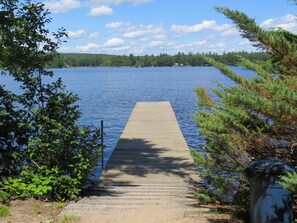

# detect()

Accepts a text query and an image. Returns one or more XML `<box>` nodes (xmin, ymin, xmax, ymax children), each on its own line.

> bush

<box><xmin>194</xmin><ymin>192</ymin><xmax>213</xmax><ymax>204</ymax></box>
<box><xmin>0</xmin><ymin>205</ymin><xmax>10</xmax><ymax>217</ymax></box>
<box><xmin>0</xmin><ymin>0</ymin><xmax>102</xmax><ymax>201</ymax></box>
<box><xmin>3</xmin><ymin>166</ymin><xmax>81</xmax><ymax>200</ymax></box>
<box><xmin>0</xmin><ymin>190</ymin><xmax>10</xmax><ymax>206</ymax></box>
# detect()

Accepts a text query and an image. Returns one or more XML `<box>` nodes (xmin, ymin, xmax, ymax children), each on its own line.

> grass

<box><xmin>1</xmin><ymin>198</ymin><xmax>67</xmax><ymax>222</ymax></box>
<box><xmin>194</xmin><ymin>192</ymin><xmax>212</xmax><ymax>204</ymax></box>
<box><xmin>30</xmin><ymin>204</ymin><xmax>41</xmax><ymax>215</ymax></box>
<box><xmin>54</xmin><ymin>201</ymin><xmax>67</xmax><ymax>208</ymax></box>
<box><xmin>0</xmin><ymin>205</ymin><xmax>10</xmax><ymax>217</ymax></box>
<box><xmin>61</xmin><ymin>214</ymin><xmax>80</xmax><ymax>223</ymax></box>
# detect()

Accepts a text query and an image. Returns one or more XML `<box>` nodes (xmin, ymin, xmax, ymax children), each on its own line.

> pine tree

<box><xmin>194</xmin><ymin>5</ymin><xmax>297</xmax><ymax>211</ymax></box>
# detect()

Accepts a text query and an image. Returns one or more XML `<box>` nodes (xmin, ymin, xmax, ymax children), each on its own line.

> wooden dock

<box><xmin>61</xmin><ymin>102</ymin><xmax>210</xmax><ymax>222</ymax></box>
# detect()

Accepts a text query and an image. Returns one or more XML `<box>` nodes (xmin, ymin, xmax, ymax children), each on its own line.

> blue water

<box><xmin>1</xmin><ymin>67</ymin><xmax>255</xmax><ymax>171</ymax></box>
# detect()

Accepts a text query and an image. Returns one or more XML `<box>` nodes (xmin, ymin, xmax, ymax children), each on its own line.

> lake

<box><xmin>1</xmin><ymin>66</ymin><xmax>255</xmax><ymax>174</ymax></box>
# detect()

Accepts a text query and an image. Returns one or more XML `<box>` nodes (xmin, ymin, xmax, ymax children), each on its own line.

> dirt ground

<box><xmin>0</xmin><ymin>199</ymin><xmax>239</xmax><ymax>223</ymax></box>
<box><xmin>0</xmin><ymin>199</ymin><xmax>64</xmax><ymax>223</ymax></box>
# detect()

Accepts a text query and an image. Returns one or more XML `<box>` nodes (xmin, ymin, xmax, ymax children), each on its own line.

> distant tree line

<box><xmin>46</xmin><ymin>51</ymin><xmax>270</xmax><ymax>68</ymax></box>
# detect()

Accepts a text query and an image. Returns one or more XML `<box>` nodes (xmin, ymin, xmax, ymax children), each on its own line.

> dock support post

<box><xmin>101</xmin><ymin>120</ymin><xmax>104</xmax><ymax>171</ymax></box>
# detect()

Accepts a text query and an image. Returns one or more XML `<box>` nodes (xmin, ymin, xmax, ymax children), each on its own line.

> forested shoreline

<box><xmin>47</xmin><ymin>51</ymin><xmax>269</xmax><ymax>68</ymax></box>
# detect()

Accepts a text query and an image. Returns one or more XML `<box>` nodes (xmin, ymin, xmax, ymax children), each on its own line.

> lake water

<box><xmin>1</xmin><ymin>66</ymin><xmax>255</xmax><ymax>172</ymax></box>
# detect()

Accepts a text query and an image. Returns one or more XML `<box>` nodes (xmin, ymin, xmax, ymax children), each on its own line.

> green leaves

<box><xmin>279</xmin><ymin>172</ymin><xmax>297</xmax><ymax>195</ymax></box>
<box><xmin>215</xmin><ymin>7</ymin><xmax>297</xmax><ymax>76</ymax></box>
<box><xmin>195</xmin><ymin>5</ymin><xmax>297</xmax><ymax>210</ymax></box>
<box><xmin>0</xmin><ymin>0</ymin><xmax>102</xmax><ymax>202</ymax></box>
<box><xmin>2</xmin><ymin>166</ymin><xmax>81</xmax><ymax>200</ymax></box>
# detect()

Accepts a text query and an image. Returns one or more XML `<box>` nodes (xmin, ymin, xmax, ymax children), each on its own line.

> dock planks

<box><xmin>61</xmin><ymin>102</ymin><xmax>209</xmax><ymax>222</ymax></box>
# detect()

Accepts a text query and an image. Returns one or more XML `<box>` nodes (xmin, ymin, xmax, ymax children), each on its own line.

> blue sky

<box><xmin>43</xmin><ymin>0</ymin><xmax>297</xmax><ymax>55</ymax></box>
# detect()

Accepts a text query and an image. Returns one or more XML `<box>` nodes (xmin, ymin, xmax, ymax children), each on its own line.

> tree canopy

<box><xmin>0</xmin><ymin>0</ymin><xmax>101</xmax><ymax>201</ymax></box>
<box><xmin>46</xmin><ymin>51</ymin><xmax>270</xmax><ymax>68</ymax></box>
<box><xmin>194</xmin><ymin>5</ymin><xmax>297</xmax><ymax>218</ymax></box>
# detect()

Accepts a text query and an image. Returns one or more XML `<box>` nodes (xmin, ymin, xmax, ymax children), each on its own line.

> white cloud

<box><xmin>45</xmin><ymin>0</ymin><xmax>152</xmax><ymax>14</ymax></box>
<box><xmin>59</xmin><ymin>43</ymin><xmax>100</xmax><ymax>53</ymax></box>
<box><xmin>278</xmin><ymin>22</ymin><xmax>297</xmax><ymax>31</ymax></box>
<box><xmin>261</xmin><ymin>14</ymin><xmax>297</xmax><ymax>32</ymax></box>
<box><xmin>88</xmin><ymin>0</ymin><xmax>151</xmax><ymax>7</ymax></box>
<box><xmin>67</xmin><ymin>29</ymin><xmax>85</xmax><ymax>38</ymax></box>
<box><xmin>174</xmin><ymin>40</ymin><xmax>207</xmax><ymax>49</ymax></box>
<box><xmin>123</xmin><ymin>24</ymin><xmax>164</xmax><ymax>39</ymax></box>
<box><xmin>170</xmin><ymin>20</ymin><xmax>238</xmax><ymax>37</ymax></box>
<box><xmin>98</xmin><ymin>44</ymin><xmax>131</xmax><ymax>54</ymax></box>
<box><xmin>76</xmin><ymin>43</ymin><xmax>101</xmax><ymax>52</ymax></box>
<box><xmin>209</xmin><ymin>42</ymin><xmax>225</xmax><ymax>49</ymax></box>
<box><xmin>103</xmin><ymin>37</ymin><xmax>124</xmax><ymax>47</ymax></box>
<box><xmin>104</xmin><ymin>45</ymin><xmax>131</xmax><ymax>52</ymax></box>
<box><xmin>89</xmin><ymin>32</ymin><xmax>100</xmax><ymax>40</ymax></box>
<box><xmin>282</xmin><ymin>14</ymin><xmax>296</xmax><ymax>23</ymax></box>
<box><xmin>105</xmin><ymin>22</ymin><xmax>126</xmax><ymax>29</ymax></box>
<box><xmin>269</xmin><ymin>14</ymin><xmax>297</xmax><ymax>25</ymax></box>
<box><xmin>239</xmin><ymin>40</ymin><xmax>251</xmax><ymax>46</ymax></box>
<box><xmin>149</xmin><ymin>41</ymin><xmax>164</xmax><ymax>47</ymax></box>
<box><xmin>124</xmin><ymin>30</ymin><xmax>151</xmax><ymax>38</ymax></box>
<box><xmin>57</xmin><ymin>18</ymin><xmax>259</xmax><ymax>55</ymax></box>
<box><xmin>88</xmin><ymin>5</ymin><xmax>113</xmax><ymax>16</ymax></box>
<box><xmin>220</xmin><ymin>28</ymin><xmax>238</xmax><ymax>37</ymax></box>
<box><xmin>211</xmin><ymin>24</ymin><xmax>238</xmax><ymax>37</ymax></box>
<box><xmin>152</xmin><ymin>34</ymin><xmax>167</xmax><ymax>41</ymax></box>
<box><xmin>44</xmin><ymin>0</ymin><xmax>81</xmax><ymax>13</ymax></box>
<box><xmin>170</xmin><ymin>20</ymin><xmax>217</xmax><ymax>33</ymax></box>
<box><xmin>261</xmin><ymin>19</ymin><xmax>274</xmax><ymax>27</ymax></box>
<box><xmin>139</xmin><ymin>37</ymin><xmax>149</xmax><ymax>42</ymax></box>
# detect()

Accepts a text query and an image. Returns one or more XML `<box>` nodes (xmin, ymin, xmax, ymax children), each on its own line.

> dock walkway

<box><xmin>61</xmin><ymin>102</ymin><xmax>210</xmax><ymax>222</ymax></box>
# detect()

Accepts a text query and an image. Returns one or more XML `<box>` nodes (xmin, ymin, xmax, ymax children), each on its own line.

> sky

<box><xmin>42</xmin><ymin>0</ymin><xmax>297</xmax><ymax>55</ymax></box>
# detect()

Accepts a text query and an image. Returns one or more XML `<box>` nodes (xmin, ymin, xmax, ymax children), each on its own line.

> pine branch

<box><xmin>195</xmin><ymin>86</ymin><xmax>215</xmax><ymax>108</ymax></box>
<box><xmin>237</xmin><ymin>56</ymin><xmax>271</xmax><ymax>79</ymax></box>
<box><xmin>215</xmin><ymin>7</ymin><xmax>297</xmax><ymax>74</ymax></box>
<box><xmin>202</xmin><ymin>55</ymin><xmax>251</xmax><ymax>87</ymax></box>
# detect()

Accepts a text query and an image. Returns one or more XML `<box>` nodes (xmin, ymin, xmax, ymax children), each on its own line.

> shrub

<box><xmin>0</xmin><ymin>205</ymin><xmax>10</xmax><ymax>217</ymax></box>
<box><xmin>0</xmin><ymin>190</ymin><xmax>10</xmax><ymax>206</ymax></box>
<box><xmin>0</xmin><ymin>0</ymin><xmax>102</xmax><ymax>201</ymax></box>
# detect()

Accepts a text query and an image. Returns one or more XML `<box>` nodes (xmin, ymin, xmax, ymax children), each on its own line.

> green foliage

<box><xmin>195</xmin><ymin>87</ymin><xmax>215</xmax><ymax>108</ymax></box>
<box><xmin>279</xmin><ymin>172</ymin><xmax>297</xmax><ymax>195</ymax></box>
<box><xmin>60</xmin><ymin>214</ymin><xmax>80</xmax><ymax>223</ymax></box>
<box><xmin>0</xmin><ymin>190</ymin><xmax>10</xmax><ymax>205</ymax></box>
<box><xmin>195</xmin><ymin>4</ymin><xmax>297</xmax><ymax>219</ymax></box>
<box><xmin>3</xmin><ymin>166</ymin><xmax>81</xmax><ymax>200</ymax></box>
<box><xmin>215</xmin><ymin>7</ymin><xmax>297</xmax><ymax>77</ymax></box>
<box><xmin>54</xmin><ymin>201</ymin><xmax>67</xmax><ymax>208</ymax></box>
<box><xmin>45</xmin><ymin>51</ymin><xmax>270</xmax><ymax>68</ymax></box>
<box><xmin>0</xmin><ymin>205</ymin><xmax>10</xmax><ymax>217</ymax></box>
<box><xmin>191</xmin><ymin>149</ymin><xmax>207</xmax><ymax>166</ymax></box>
<box><xmin>0</xmin><ymin>85</ymin><xmax>27</xmax><ymax>177</ymax></box>
<box><xmin>0</xmin><ymin>205</ymin><xmax>9</xmax><ymax>217</ymax></box>
<box><xmin>194</xmin><ymin>192</ymin><xmax>213</xmax><ymax>204</ymax></box>
<box><xmin>0</xmin><ymin>0</ymin><xmax>101</xmax><ymax>201</ymax></box>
